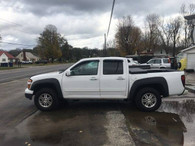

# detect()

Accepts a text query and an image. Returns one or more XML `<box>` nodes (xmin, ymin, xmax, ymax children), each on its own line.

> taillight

<box><xmin>168</xmin><ymin>58</ymin><xmax>171</xmax><ymax>63</ymax></box>
<box><xmin>181</xmin><ymin>75</ymin><xmax>185</xmax><ymax>87</ymax></box>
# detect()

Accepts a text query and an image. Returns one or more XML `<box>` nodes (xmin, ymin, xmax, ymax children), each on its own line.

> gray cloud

<box><xmin>0</xmin><ymin>0</ymin><xmax>194</xmax><ymax>50</ymax></box>
<box><xmin>11</xmin><ymin>0</ymin><xmax>112</xmax><ymax>16</ymax></box>
<box><xmin>12</xmin><ymin>0</ymin><xmax>187</xmax><ymax>17</ymax></box>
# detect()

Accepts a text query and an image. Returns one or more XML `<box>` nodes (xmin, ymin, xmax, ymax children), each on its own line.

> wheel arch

<box><xmin>31</xmin><ymin>78</ymin><xmax>63</xmax><ymax>100</ymax></box>
<box><xmin>128</xmin><ymin>77</ymin><xmax>169</xmax><ymax>101</ymax></box>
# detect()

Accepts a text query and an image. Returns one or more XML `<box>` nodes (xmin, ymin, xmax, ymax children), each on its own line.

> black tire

<box><xmin>34</xmin><ymin>88</ymin><xmax>59</xmax><ymax>111</ymax></box>
<box><xmin>135</xmin><ymin>87</ymin><xmax>161</xmax><ymax>112</ymax></box>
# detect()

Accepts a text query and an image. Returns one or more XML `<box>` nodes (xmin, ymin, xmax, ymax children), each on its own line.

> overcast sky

<box><xmin>0</xmin><ymin>0</ymin><xmax>194</xmax><ymax>51</ymax></box>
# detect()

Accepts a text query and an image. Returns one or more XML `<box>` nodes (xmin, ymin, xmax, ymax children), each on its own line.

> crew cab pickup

<box><xmin>25</xmin><ymin>57</ymin><xmax>185</xmax><ymax>112</ymax></box>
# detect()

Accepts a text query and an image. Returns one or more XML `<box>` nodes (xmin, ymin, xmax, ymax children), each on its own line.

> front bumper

<box><xmin>25</xmin><ymin>88</ymin><xmax>34</xmax><ymax>100</ymax></box>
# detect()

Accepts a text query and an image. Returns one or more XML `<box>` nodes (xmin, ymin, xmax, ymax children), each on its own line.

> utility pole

<box><xmin>103</xmin><ymin>33</ymin><xmax>107</xmax><ymax>56</ymax></box>
<box><xmin>104</xmin><ymin>33</ymin><xmax>107</xmax><ymax>50</ymax></box>
<box><xmin>104</xmin><ymin>0</ymin><xmax>115</xmax><ymax>57</ymax></box>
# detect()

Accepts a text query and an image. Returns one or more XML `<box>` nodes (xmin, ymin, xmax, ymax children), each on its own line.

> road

<box><xmin>0</xmin><ymin>64</ymin><xmax>72</xmax><ymax>83</ymax></box>
<box><xmin>0</xmin><ymin>65</ymin><xmax>195</xmax><ymax>146</ymax></box>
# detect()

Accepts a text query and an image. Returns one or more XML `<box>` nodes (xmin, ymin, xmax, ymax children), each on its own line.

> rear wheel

<box><xmin>34</xmin><ymin>88</ymin><xmax>59</xmax><ymax>111</ymax></box>
<box><xmin>135</xmin><ymin>88</ymin><xmax>161</xmax><ymax>112</ymax></box>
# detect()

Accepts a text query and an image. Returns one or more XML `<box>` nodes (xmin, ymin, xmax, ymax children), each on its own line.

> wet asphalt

<box><xmin>0</xmin><ymin>66</ymin><xmax>195</xmax><ymax>146</ymax></box>
<box><xmin>0</xmin><ymin>63</ymin><xmax>72</xmax><ymax>83</ymax></box>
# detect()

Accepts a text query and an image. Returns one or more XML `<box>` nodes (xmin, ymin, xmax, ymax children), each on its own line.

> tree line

<box><xmin>7</xmin><ymin>24</ymin><xmax>120</xmax><ymax>62</ymax></box>
<box><xmin>115</xmin><ymin>3</ymin><xmax>195</xmax><ymax>57</ymax></box>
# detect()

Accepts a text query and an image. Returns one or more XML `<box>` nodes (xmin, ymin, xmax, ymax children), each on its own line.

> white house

<box><xmin>179</xmin><ymin>14</ymin><xmax>195</xmax><ymax>71</ymax></box>
<box><xmin>179</xmin><ymin>46</ymin><xmax>195</xmax><ymax>71</ymax></box>
<box><xmin>0</xmin><ymin>51</ymin><xmax>15</xmax><ymax>63</ymax></box>
<box><xmin>16</xmin><ymin>51</ymin><xmax>39</xmax><ymax>62</ymax></box>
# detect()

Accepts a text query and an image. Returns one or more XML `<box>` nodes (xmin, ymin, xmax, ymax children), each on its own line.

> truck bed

<box><xmin>129</xmin><ymin>68</ymin><xmax>176</xmax><ymax>74</ymax></box>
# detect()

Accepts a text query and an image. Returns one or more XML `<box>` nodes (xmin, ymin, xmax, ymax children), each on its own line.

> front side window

<box><xmin>154</xmin><ymin>59</ymin><xmax>161</xmax><ymax>64</ymax></box>
<box><xmin>103</xmin><ymin>60</ymin><xmax>123</xmax><ymax>75</ymax></box>
<box><xmin>70</xmin><ymin>60</ymin><xmax>99</xmax><ymax>76</ymax></box>
<box><xmin>148</xmin><ymin>59</ymin><xmax>154</xmax><ymax>64</ymax></box>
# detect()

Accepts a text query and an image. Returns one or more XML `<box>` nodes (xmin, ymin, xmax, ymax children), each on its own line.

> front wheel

<box><xmin>34</xmin><ymin>88</ymin><xmax>59</xmax><ymax>111</ymax></box>
<box><xmin>135</xmin><ymin>88</ymin><xmax>161</xmax><ymax>112</ymax></box>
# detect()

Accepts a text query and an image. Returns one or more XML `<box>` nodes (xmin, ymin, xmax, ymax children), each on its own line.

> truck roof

<box><xmin>80</xmin><ymin>57</ymin><xmax>127</xmax><ymax>61</ymax></box>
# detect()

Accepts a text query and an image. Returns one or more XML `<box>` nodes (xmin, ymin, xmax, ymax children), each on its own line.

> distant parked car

<box><xmin>127</xmin><ymin>58</ymin><xmax>139</xmax><ymax>66</ymax></box>
<box><xmin>35</xmin><ymin>60</ymin><xmax>48</xmax><ymax>64</ymax></box>
<box><xmin>21</xmin><ymin>60</ymin><xmax>33</xmax><ymax>64</ymax></box>
<box><xmin>127</xmin><ymin>58</ymin><xmax>150</xmax><ymax>69</ymax></box>
<box><xmin>146</xmin><ymin>58</ymin><xmax>171</xmax><ymax>69</ymax></box>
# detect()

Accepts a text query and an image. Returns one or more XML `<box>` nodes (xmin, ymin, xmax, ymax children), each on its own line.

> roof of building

<box><xmin>181</xmin><ymin>45</ymin><xmax>195</xmax><ymax>52</ymax></box>
<box><xmin>184</xmin><ymin>14</ymin><xmax>195</xmax><ymax>20</ymax></box>
<box><xmin>26</xmin><ymin>52</ymin><xmax>39</xmax><ymax>59</ymax></box>
<box><xmin>0</xmin><ymin>51</ymin><xmax>15</xmax><ymax>59</ymax></box>
<box><xmin>16</xmin><ymin>51</ymin><xmax>39</xmax><ymax>59</ymax></box>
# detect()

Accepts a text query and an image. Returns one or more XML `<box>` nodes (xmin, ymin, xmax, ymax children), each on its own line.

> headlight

<box><xmin>27</xmin><ymin>79</ymin><xmax>33</xmax><ymax>89</ymax></box>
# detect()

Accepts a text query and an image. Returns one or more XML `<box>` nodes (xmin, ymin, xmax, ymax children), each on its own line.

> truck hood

<box><xmin>31</xmin><ymin>71</ymin><xmax>62</xmax><ymax>82</ymax></box>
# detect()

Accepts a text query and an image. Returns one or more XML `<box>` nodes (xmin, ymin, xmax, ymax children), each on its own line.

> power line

<box><xmin>0</xmin><ymin>18</ymin><xmax>22</xmax><ymax>27</ymax></box>
<box><xmin>0</xmin><ymin>41</ymin><xmax>35</xmax><ymax>47</ymax></box>
<box><xmin>0</xmin><ymin>18</ymin><xmax>38</xmax><ymax>35</ymax></box>
<box><xmin>107</xmin><ymin>0</ymin><xmax>115</xmax><ymax>37</ymax></box>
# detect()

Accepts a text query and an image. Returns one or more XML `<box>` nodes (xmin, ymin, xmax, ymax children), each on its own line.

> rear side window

<box><xmin>103</xmin><ymin>60</ymin><xmax>123</xmax><ymax>75</ymax></box>
<box><xmin>163</xmin><ymin>58</ymin><xmax>169</xmax><ymax>63</ymax></box>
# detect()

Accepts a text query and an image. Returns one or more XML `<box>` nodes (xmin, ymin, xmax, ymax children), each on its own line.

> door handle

<box><xmin>117</xmin><ymin>77</ymin><xmax>125</xmax><ymax>80</ymax></box>
<box><xmin>90</xmin><ymin>77</ymin><xmax>97</xmax><ymax>81</ymax></box>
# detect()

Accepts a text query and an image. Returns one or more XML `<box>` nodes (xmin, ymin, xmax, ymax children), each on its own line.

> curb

<box><xmin>185</xmin><ymin>86</ymin><xmax>195</xmax><ymax>94</ymax></box>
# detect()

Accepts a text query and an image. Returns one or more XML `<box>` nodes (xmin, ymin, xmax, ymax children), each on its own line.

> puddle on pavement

<box><xmin>122</xmin><ymin>99</ymin><xmax>195</xmax><ymax>146</ymax></box>
<box><xmin>0</xmin><ymin>101</ymin><xmax>115</xmax><ymax>146</ymax></box>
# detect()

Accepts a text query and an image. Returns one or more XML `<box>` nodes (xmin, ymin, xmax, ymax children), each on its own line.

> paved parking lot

<box><xmin>0</xmin><ymin>66</ymin><xmax>195</xmax><ymax>146</ymax></box>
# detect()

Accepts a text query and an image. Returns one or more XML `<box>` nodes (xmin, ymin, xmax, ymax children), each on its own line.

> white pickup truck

<box><xmin>25</xmin><ymin>57</ymin><xmax>185</xmax><ymax>112</ymax></box>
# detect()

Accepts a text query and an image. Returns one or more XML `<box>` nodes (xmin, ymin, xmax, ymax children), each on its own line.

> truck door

<box><xmin>100</xmin><ymin>59</ymin><xmax>127</xmax><ymax>99</ymax></box>
<box><xmin>62</xmin><ymin>60</ymin><xmax>100</xmax><ymax>98</ymax></box>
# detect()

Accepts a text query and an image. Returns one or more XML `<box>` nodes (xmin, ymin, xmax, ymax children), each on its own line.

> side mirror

<box><xmin>66</xmin><ymin>70</ymin><xmax>71</xmax><ymax>76</ymax></box>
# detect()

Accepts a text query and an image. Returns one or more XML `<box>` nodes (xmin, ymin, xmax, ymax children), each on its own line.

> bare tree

<box><xmin>180</xmin><ymin>3</ymin><xmax>195</xmax><ymax>15</ymax></box>
<box><xmin>169</xmin><ymin>17</ymin><xmax>183</xmax><ymax>57</ymax></box>
<box><xmin>107</xmin><ymin>40</ymin><xmax>115</xmax><ymax>49</ymax></box>
<box><xmin>189</xmin><ymin>3</ymin><xmax>195</xmax><ymax>15</ymax></box>
<box><xmin>180</xmin><ymin>4</ymin><xmax>192</xmax><ymax>47</ymax></box>
<box><xmin>158</xmin><ymin>19</ymin><xmax>172</xmax><ymax>54</ymax></box>
<box><xmin>115</xmin><ymin>16</ymin><xmax>142</xmax><ymax>56</ymax></box>
<box><xmin>144</xmin><ymin>14</ymin><xmax>160</xmax><ymax>52</ymax></box>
